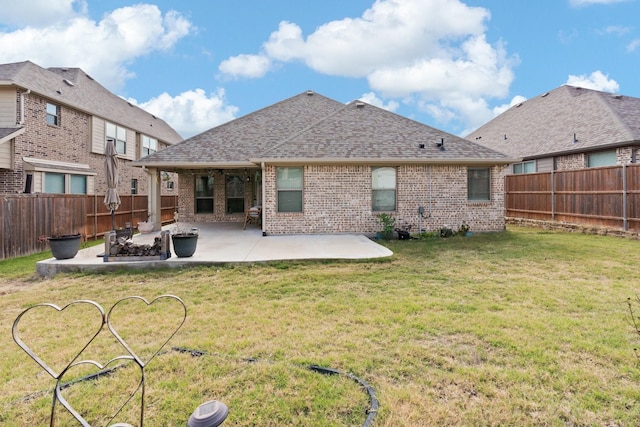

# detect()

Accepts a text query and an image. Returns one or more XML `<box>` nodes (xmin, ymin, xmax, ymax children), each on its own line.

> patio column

<box><xmin>145</xmin><ymin>167</ymin><xmax>162</xmax><ymax>231</ymax></box>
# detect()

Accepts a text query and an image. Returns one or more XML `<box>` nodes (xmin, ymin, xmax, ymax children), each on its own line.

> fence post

<box><xmin>623</xmin><ymin>164</ymin><xmax>628</xmax><ymax>231</ymax></box>
<box><xmin>550</xmin><ymin>170</ymin><xmax>555</xmax><ymax>221</ymax></box>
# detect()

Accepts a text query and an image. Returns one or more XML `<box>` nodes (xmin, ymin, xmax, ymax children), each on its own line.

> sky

<box><xmin>1</xmin><ymin>0</ymin><xmax>639</xmax><ymax>139</ymax></box>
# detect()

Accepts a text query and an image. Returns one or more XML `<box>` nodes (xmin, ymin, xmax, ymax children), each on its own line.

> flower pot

<box><xmin>138</xmin><ymin>221</ymin><xmax>154</xmax><ymax>234</ymax></box>
<box><xmin>48</xmin><ymin>234</ymin><xmax>82</xmax><ymax>260</ymax></box>
<box><xmin>171</xmin><ymin>233</ymin><xmax>198</xmax><ymax>257</ymax></box>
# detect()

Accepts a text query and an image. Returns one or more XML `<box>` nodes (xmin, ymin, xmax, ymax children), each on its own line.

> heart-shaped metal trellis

<box><xmin>56</xmin><ymin>356</ymin><xmax>140</xmax><ymax>427</ymax></box>
<box><xmin>12</xmin><ymin>300</ymin><xmax>105</xmax><ymax>379</ymax></box>
<box><xmin>13</xmin><ymin>295</ymin><xmax>187</xmax><ymax>427</ymax></box>
<box><xmin>107</xmin><ymin>295</ymin><xmax>187</xmax><ymax>368</ymax></box>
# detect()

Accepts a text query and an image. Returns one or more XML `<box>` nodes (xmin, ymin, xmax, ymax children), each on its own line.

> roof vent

<box><xmin>63</xmin><ymin>79</ymin><xmax>75</xmax><ymax>87</ymax></box>
<box><xmin>306</xmin><ymin>90</ymin><xmax>314</xmax><ymax>96</ymax></box>
<box><xmin>612</xmin><ymin>94</ymin><xmax>623</xmax><ymax>99</ymax></box>
<box><xmin>56</xmin><ymin>90</ymin><xmax>62</xmax><ymax>95</ymax></box>
<box><xmin>515</xmin><ymin>103</ymin><xmax>523</xmax><ymax>107</ymax></box>
<box><xmin>355</xmin><ymin>102</ymin><xmax>365</xmax><ymax>108</ymax></box>
<box><xmin>418</xmin><ymin>143</ymin><xmax>425</xmax><ymax>149</ymax></box>
<box><xmin>541</xmin><ymin>92</ymin><xmax>549</xmax><ymax>97</ymax></box>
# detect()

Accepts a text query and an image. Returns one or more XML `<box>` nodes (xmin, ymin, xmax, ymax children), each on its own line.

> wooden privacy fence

<box><xmin>0</xmin><ymin>194</ymin><xmax>178</xmax><ymax>260</ymax></box>
<box><xmin>505</xmin><ymin>164</ymin><xmax>640</xmax><ymax>232</ymax></box>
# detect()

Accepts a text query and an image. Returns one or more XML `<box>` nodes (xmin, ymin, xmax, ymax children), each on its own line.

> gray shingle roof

<box><xmin>466</xmin><ymin>85</ymin><xmax>640</xmax><ymax>159</ymax></box>
<box><xmin>137</xmin><ymin>91</ymin><xmax>513</xmax><ymax>169</ymax></box>
<box><xmin>0</xmin><ymin>61</ymin><xmax>182</xmax><ymax>145</ymax></box>
<box><xmin>256</xmin><ymin>100</ymin><xmax>510</xmax><ymax>163</ymax></box>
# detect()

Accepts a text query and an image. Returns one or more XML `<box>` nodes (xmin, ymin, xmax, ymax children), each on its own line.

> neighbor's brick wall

<box><xmin>0</xmin><ymin>91</ymin><xmax>176</xmax><ymax>196</ymax></box>
<box><xmin>552</xmin><ymin>146</ymin><xmax>637</xmax><ymax>172</ymax></box>
<box><xmin>554</xmin><ymin>153</ymin><xmax>585</xmax><ymax>171</ymax></box>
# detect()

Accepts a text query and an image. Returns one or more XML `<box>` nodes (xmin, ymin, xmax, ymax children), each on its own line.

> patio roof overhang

<box><xmin>0</xmin><ymin>127</ymin><xmax>25</xmax><ymax>145</ymax></box>
<box><xmin>133</xmin><ymin>161</ymin><xmax>260</xmax><ymax>170</ymax></box>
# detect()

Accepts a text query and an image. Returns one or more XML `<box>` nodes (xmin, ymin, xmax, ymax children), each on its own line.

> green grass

<box><xmin>1</xmin><ymin>226</ymin><xmax>640</xmax><ymax>426</ymax></box>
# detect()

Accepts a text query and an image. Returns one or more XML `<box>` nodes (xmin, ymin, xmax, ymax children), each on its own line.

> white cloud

<box><xmin>627</xmin><ymin>39</ymin><xmax>640</xmax><ymax>52</ymax></box>
<box><xmin>218</xmin><ymin>0</ymin><xmax>518</xmax><ymax>135</ymax></box>
<box><xmin>0</xmin><ymin>0</ymin><xmax>87</xmax><ymax>27</ymax></box>
<box><xmin>599</xmin><ymin>25</ymin><xmax>631</xmax><ymax>36</ymax></box>
<box><xmin>0</xmin><ymin>4</ymin><xmax>191</xmax><ymax>91</ymax></box>
<box><xmin>218</xmin><ymin>54</ymin><xmax>272</xmax><ymax>79</ymax></box>
<box><xmin>566</xmin><ymin>70</ymin><xmax>620</xmax><ymax>92</ymax></box>
<box><xmin>358</xmin><ymin>92</ymin><xmax>399</xmax><ymax>112</ymax></box>
<box><xmin>131</xmin><ymin>88</ymin><xmax>239</xmax><ymax>138</ymax></box>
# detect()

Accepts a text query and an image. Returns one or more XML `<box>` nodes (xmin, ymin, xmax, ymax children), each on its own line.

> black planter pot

<box><xmin>171</xmin><ymin>233</ymin><xmax>198</xmax><ymax>257</ymax></box>
<box><xmin>48</xmin><ymin>234</ymin><xmax>82</xmax><ymax>260</ymax></box>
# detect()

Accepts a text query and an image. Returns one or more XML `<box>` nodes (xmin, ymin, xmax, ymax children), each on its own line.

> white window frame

<box><xmin>372</xmin><ymin>167</ymin><xmax>397</xmax><ymax>211</ymax></box>
<box><xmin>106</xmin><ymin>122</ymin><xmax>127</xmax><ymax>155</ymax></box>
<box><xmin>46</xmin><ymin>102</ymin><xmax>59</xmax><ymax>126</ymax></box>
<box><xmin>44</xmin><ymin>172</ymin><xmax>87</xmax><ymax>194</ymax></box>
<box><xmin>277</xmin><ymin>167</ymin><xmax>303</xmax><ymax>212</ymax></box>
<box><xmin>141</xmin><ymin>135</ymin><xmax>158</xmax><ymax>157</ymax></box>
<box><xmin>587</xmin><ymin>150</ymin><xmax>617</xmax><ymax>168</ymax></box>
<box><xmin>467</xmin><ymin>167</ymin><xmax>491</xmax><ymax>201</ymax></box>
<box><xmin>513</xmin><ymin>161</ymin><xmax>536</xmax><ymax>174</ymax></box>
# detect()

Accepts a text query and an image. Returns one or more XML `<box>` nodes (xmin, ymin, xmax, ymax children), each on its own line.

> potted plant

<box><xmin>171</xmin><ymin>212</ymin><xmax>198</xmax><ymax>257</ymax></box>
<box><xmin>138</xmin><ymin>214</ymin><xmax>154</xmax><ymax>234</ymax></box>
<box><xmin>376</xmin><ymin>213</ymin><xmax>396</xmax><ymax>240</ymax></box>
<box><xmin>40</xmin><ymin>233</ymin><xmax>82</xmax><ymax>260</ymax></box>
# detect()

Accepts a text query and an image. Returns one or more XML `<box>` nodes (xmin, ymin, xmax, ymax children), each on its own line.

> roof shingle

<box><xmin>137</xmin><ymin>91</ymin><xmax>512</xmax><ymax>168</ymax></box>
<box><xmin>0</xmin><ymin>61</ymin><xmax>182</xmax><ymax>145</ymax></box>
<box><xmin>466</xmin><ymin>85</ymin><xmax>640</xmax><ymax>159</ymax></box>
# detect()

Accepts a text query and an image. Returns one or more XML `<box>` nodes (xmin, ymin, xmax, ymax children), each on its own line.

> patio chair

<box><xmin>243</xmin><ymin>206</ymin><xmax>261</xmax><ymax>230</ymax></box>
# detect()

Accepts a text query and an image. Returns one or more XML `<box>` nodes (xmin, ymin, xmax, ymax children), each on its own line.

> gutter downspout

<box><xmin>19</xmin><ymin>89</ymin><xmax>31</xmax><ymax>125</ymax></box>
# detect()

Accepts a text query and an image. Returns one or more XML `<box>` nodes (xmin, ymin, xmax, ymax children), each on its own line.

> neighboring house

<box><xmin>466</xmin><ymin>85</ymin><xmax>640</xmax><ymax>174</ymax></box>
<box><xmin>0</xmin><ymin>61</ymin><xmax>182</xmax><ymax>204</ymax></box>
<box><xmin>135</xmin><ymin>90</ymin><xmax>517</xmax><ymax>235</ymax></box>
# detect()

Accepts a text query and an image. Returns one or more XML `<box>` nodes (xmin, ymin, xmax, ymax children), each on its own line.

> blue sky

<box><xmin>1</xmin><ymin>0</ymin><xmax>639</xmax><ymax>139</ymax></box>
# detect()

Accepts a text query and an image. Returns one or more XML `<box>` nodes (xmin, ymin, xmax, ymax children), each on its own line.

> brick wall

<box><xmin>177</xmin><ymin>164</ymin><xmax>506</xmax><ymax>235</ymax></box>
<box><xmin>0</xmin><ymin>91</ymin><xmax>177</xmax><ymax>196</ymax></box>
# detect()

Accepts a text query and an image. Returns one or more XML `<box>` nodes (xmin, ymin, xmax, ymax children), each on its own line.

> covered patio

<box><xmin>35</xmin><ymin>222</ymin><xmax>393</xmax><ymax>277</ymax></box>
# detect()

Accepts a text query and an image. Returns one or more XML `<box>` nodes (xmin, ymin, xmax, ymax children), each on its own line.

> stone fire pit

<box><xmin>103</xmin><ymin>230</ymin><xmax>171</xmax><ymax>262</ymax></box>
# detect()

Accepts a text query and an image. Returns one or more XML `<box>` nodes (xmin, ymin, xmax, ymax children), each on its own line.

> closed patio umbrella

<box><xmin>104</xmin><ymin>138</ymin><xmax>121</xmax><ymax>230</ymax></box>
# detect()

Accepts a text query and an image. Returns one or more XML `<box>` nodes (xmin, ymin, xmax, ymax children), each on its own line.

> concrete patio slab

<box><xmin>36</xmin><ymin>223</ymin><xmax>393</xmax><ymax>277</ymax></box>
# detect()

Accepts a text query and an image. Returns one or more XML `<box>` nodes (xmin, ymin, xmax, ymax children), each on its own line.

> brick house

<box><xmin>466</xmin><ymin>85</ymin><xmax>640</xmax><ymax>174</ymax></box>
<box><xmin>0</xmin><ymin>61</ymin><xmax>182</xmax><ymax>209</ymax></box>
<box><xmin>135</xmin><ymin>90</ymin><xmax>516</xmax><ymax>235</ymax></box>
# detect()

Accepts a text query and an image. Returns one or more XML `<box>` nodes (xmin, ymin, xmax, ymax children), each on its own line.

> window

<box><xmin>513</xmin><ymin>161</ymin><xmax>536</xmax><ymax>174</ymax></box>
<box><xmin>372</xmin><ymin>167</ymin><xmax>396</xmax><ymax>211</ymax></box>
<box><xmin>167</xmin><ymin>181</ymin><xmax>175</xmax><ymax>190</ymax></box>
<box><xmin>131</xmin><ymin>179</ymin><xmax>138</xmax><ymax>195</ymax></box>
<box><xmin>195</xmin><ymin>175</ymin><xmax>214</xmax><ymax>213</ymax></box>
<box><xmin>587</xmin><ymin>150</ymin><xmax>617</xmax><ymax>168</ymax></box>
<box><xmin>226</xmin><ymin>175</ymin><xmax>245</xmax><ymax>213</ymax></box>
<box><xmin>142</xmin><ymin>135</ymin><xmax>158</xmax><ymax>156</ymax></box>
<box><xmin>277</xmin><ymin>167</ymin><xmax>303</xmax><ymax>212</ymax></box>
<box><xmin>69</xmin><ymin>175</ymin><xmax>87</xmax><ymax>194</ymax></box>
<box><xmin>468</xmin><ymin>168</ymin><xmax>491</xmax><ymax>201</ymax></box>
<box><xmin>106</xmin><ymin>122</ymin><xmax>127</xmax><ymax>155</ymax></box>
<box><xmin>44</xmin><ymin>172</ymin><xmax>87</xmax><ymax>194</ymax></box>
<box><xmin>46</xmin><ymin>102</ymin><xmax>59</xmax><ymax>126</ymax></box>
<box><xmin>44</xmin><ymin>172</ymin><xmax>65</xmax><ymax>193</ymax></box>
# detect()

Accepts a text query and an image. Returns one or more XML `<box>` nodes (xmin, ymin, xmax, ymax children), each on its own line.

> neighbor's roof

<box><xmin>466</xmin><ymin>85</ymin><xmax>640</xmax><ymax>160</ymax></box>
<box><xmin>0</xmin><ymin>61</ymin><xmax>182</xmax><ymax>145</ymax></box>
<box><xmin>136</xmin><ymin>90</ymin><xmax>515</xmax><ymax>169</ymax></box>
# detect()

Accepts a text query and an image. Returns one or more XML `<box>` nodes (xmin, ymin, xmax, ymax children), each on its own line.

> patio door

<box><xmin>226</xmin><ymin>175</ymin><xmax>245</xmax><ymax>214</ymax></box>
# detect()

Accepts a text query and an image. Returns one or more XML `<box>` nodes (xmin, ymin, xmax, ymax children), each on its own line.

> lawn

<box><xmin>1</xmin><ymin>226</ymin><xmax>640</xmax><ymax>426</ymax></box>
